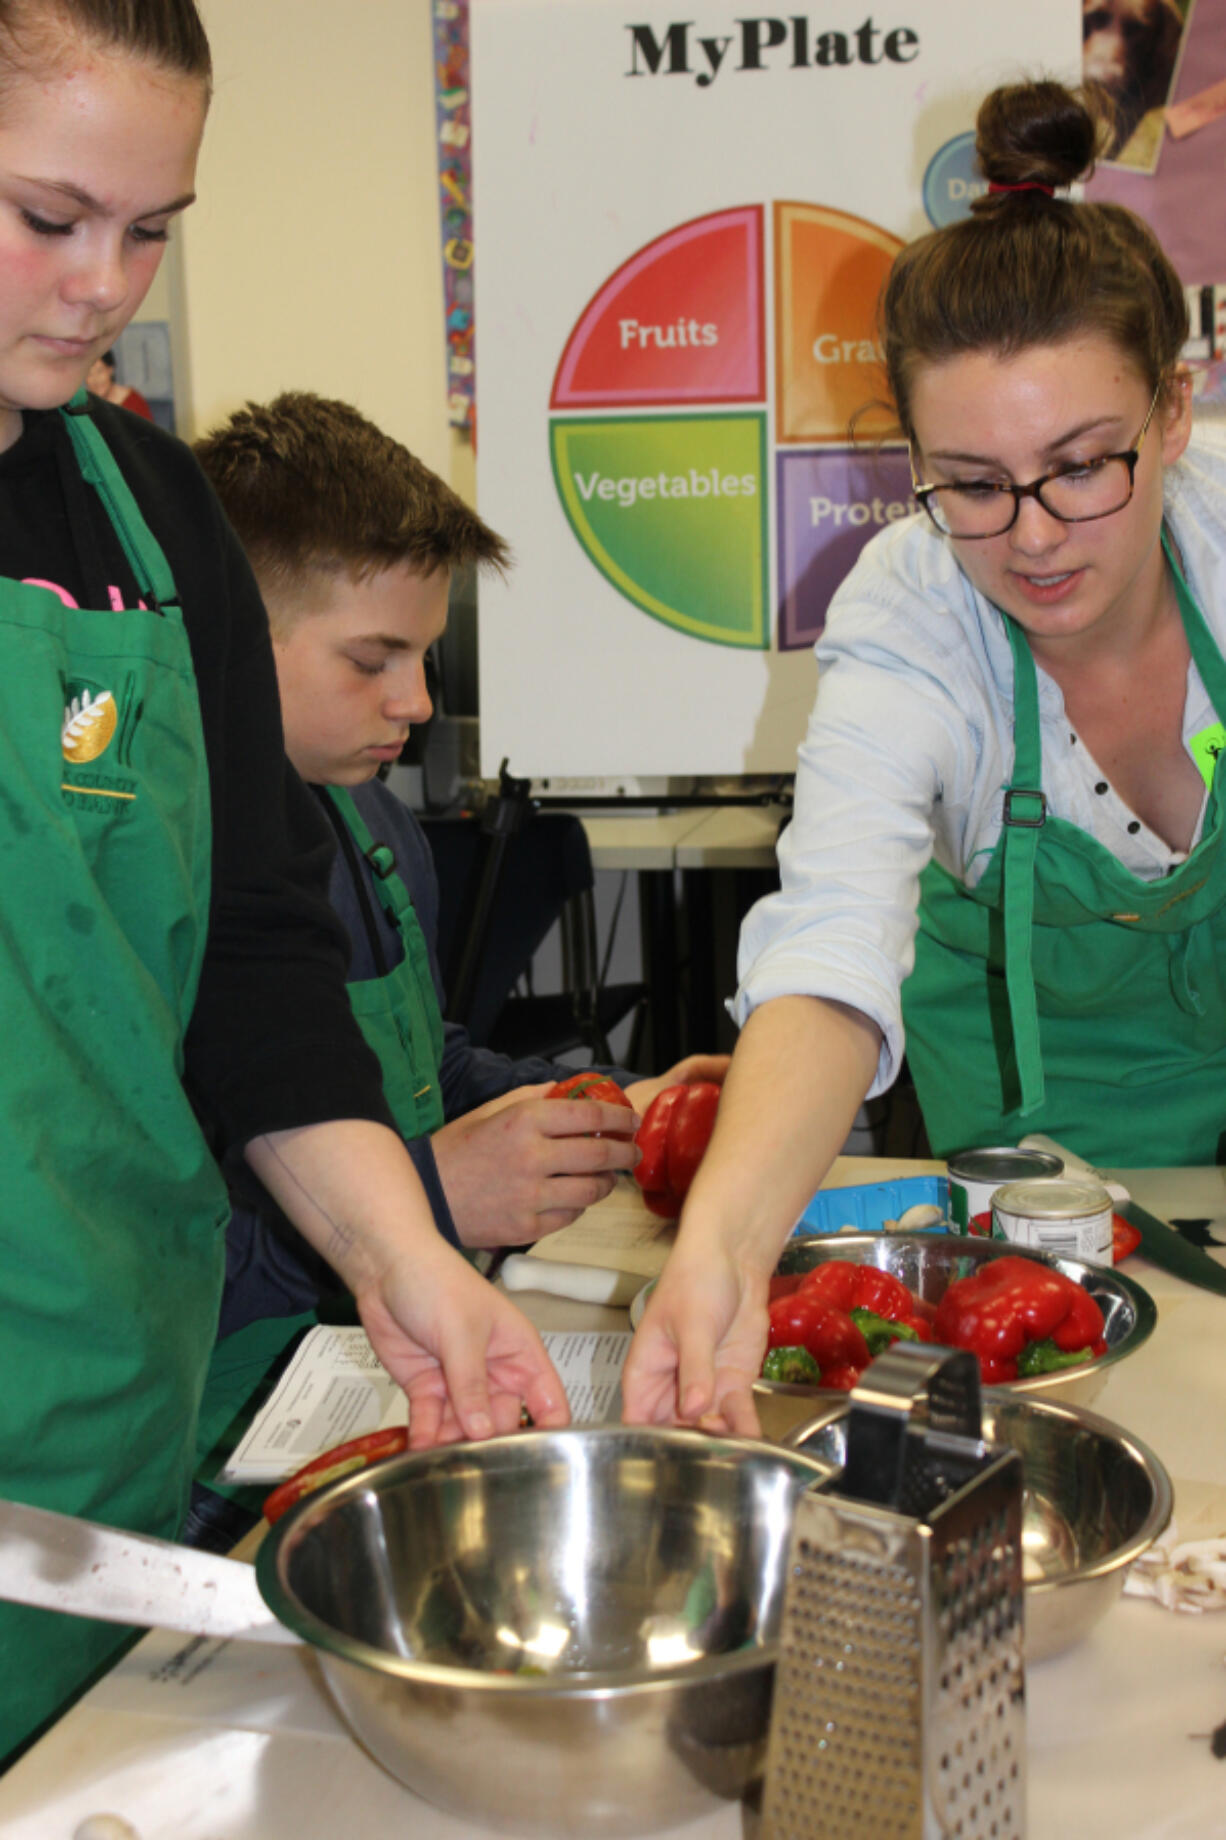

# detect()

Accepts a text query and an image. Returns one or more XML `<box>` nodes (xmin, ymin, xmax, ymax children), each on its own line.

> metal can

<box><xmin>991</xmin><ymin>1177</ymin><xmax>1114</xmax><ymax>1265</ymax></box>
<box><xmin>946</xmin><ymin>1146</ymin><xmax>1063</xmax><ymax>1232</ymax></box>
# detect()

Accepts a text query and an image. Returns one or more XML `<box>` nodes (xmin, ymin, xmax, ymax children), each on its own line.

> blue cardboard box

<box><xmin>795</xmin><ymin>1173</ymin><xmax>949</xmax><ymax>1237</ymax></box>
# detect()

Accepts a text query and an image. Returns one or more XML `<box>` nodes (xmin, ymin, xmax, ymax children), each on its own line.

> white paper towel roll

<box><xmin>500</xmin><ymin>1255</ymin><xmax>643</xmax><ymax>1308</ymax></box>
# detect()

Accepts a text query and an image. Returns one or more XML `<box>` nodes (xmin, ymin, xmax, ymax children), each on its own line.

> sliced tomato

<box><xmin>262</xmin><ymin>1426</ymin><xmax>408</xmax><ymax>1525</ymax></box>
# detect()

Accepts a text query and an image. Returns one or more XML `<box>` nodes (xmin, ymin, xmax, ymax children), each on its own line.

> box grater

<box><xmin>760</xmin><ymin>1342</ymin><xmax>1026</xmax><ymax>1840</ymax></box>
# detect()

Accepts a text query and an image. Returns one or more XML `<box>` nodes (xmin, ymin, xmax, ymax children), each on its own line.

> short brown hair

<box><xmin>880</xmin><ymin>80</ymin><xmax>1188</xmax><ymax>443</ymax></box>
<box><xmin>194</xmin><ymin>393</ymin><xmax>510</xmax><ymax>609</ymax></box>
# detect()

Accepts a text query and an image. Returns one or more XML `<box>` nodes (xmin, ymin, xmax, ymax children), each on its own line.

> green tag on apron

<box><xmin>1189</xmin><ymin>721</ymin><xmax>1225</xmax><ymax>789</ymax></box>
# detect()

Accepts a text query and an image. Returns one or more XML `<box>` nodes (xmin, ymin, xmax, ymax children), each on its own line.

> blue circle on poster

<box><xmin>922</xmin><ymin>133</ymin><xmax>986</xmax><ymax>227</ymax></box>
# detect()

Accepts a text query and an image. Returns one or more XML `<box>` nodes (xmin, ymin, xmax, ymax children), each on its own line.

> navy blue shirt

<box><xmin>220</xmin><ymin>778</ymin><xmax>630</xmax><ymax>1335</ymax></box>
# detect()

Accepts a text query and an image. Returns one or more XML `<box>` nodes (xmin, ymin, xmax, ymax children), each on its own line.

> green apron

<box><xmin>324</xmin><ymin>786</ymin><xmax>446</xmax><ymax>1138</ymax></box>
<box><xmin>0</xmin><ymin>395</ymin><xmax>229</xmax><ymax>1756</ymax></box>
<box><xmin>903</xmin><ymin>536</ymin><xmax>1226</xmax><ymax>1168</ymax></box>
<box><xmin>194</xmin><ymin>787</ymin><xmax>447</xmax><ymax>1466</ymax></box>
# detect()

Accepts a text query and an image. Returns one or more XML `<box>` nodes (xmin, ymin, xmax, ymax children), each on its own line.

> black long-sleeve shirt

<box><xmin>0</xmin><ymin>400</ymin><xmax>391</xmax><ymax>1154</ymax></box>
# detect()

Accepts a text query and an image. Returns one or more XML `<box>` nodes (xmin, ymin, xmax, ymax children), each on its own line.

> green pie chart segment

<box><xmin>550</xmin><ymin>413</ymin><xmax>768</xmax><ymax>648</ymax></box>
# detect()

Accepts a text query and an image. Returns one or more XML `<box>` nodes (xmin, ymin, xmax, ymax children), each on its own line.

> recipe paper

<box><xmin>220</xmin><ymin>1325</ymin><xmax>632</xmax><ymax>1485</ymax></box>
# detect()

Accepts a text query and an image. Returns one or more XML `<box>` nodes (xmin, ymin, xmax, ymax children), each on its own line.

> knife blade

<box><xmin>0</xmin><ymin>1495</ymin><xmax>299</xmax><ymax>1644</ymax></box>
<box><xmin>1019</xmin><ymin>1134</ymin><xmax>1226</xmax><ymax>1298</ymax></box>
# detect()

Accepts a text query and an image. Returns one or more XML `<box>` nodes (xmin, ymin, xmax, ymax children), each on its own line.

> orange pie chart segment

<box><xmin>551</xmin><ymin>206</ymin><xmax>764</xmax><ymax>410</ymax></box>
<box><xmin>775</xmin><ymin>201</ymin><xmax>903</xmax><ymax>444</ymax></box>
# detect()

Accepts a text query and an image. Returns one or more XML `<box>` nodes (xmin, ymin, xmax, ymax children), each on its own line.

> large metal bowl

<box><xmin>784</xmin><ymin>1388</ymin><xmax>1172</xmax><ymax>1662</ymax></box>
<box><xmin>257</xmin><ymin>1425</ymin><xmax>836</xmax><ymax>1838</ymax></box>
<box><xmin>753</xmin><ymin>1232</ymin><xmax>1156</xmax><ymax>1443</ymax></box>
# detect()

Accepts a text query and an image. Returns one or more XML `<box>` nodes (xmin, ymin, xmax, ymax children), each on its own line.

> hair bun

<box><xmin>973</xmin><ymin>80</ymin><xmax>1108</xmax><ymax>202</ymax></box>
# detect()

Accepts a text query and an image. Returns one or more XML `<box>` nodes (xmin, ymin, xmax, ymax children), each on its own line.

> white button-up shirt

<box><xmin>735</xmin><ymin>418</ymin><xmax>1226</xmax><ymax>1097</ymax></box>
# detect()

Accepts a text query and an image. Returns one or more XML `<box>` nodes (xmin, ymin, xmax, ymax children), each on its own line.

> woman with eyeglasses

<box><xmin>622</xmin><ymin>77</ymin><xmax>1219</xmax><ymax>1433</ymax></box>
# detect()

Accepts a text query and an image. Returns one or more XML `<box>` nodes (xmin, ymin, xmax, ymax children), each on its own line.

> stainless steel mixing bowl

<box><xmin>256</xmin><ymin>1425</ymin><xmax>837</xmax><ymax>1838</ymax></box>
<box><xmin>784</xmin><ymin>1387</ymin><xmax>1172</xmax><ymax>1662</ymax></box>
<box><xmin>753</xmin><ymin>1232</ymin><xmax>1156</xmax><ymax>1442</ymax></box>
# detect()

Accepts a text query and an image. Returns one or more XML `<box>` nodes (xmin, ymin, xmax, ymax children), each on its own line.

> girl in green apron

<box><xmin>623</xmin><ymin>76</ymin><xmax>1223</xmax><ymax>1432</ymax></box>
<box><xmin>0</xmin><ymin>0</ymin><xmax>567</xmax><ymax>1763</ymax></box>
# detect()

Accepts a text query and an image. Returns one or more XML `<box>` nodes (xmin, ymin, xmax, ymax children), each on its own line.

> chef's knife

<box><xmin>1019</xmin><ymin>1133</ymin><xmax>1226</xmax><ymax>1299</ymax></box>
<box><xmin>0</xmin><ymin>1495</ymin><xmax>299</xmax><ymax>1643</ymax></box>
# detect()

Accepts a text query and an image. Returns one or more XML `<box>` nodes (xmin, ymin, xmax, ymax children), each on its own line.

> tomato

<box><xmin>1112</xmin><ymin>1213</ymin><xmax>1142</xmax><ymax>1262</ymax></box>
<box><xmin>546</xmin><ymin>1071</ymin><xmax>633</xmax><ymax>1108</ymax></box>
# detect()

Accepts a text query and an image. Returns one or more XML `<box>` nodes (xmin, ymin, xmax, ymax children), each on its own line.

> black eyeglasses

<box><xmin>911</xmin><ymin>381</ymin><xmax>1163</xmax><ymax>540</ymax></box>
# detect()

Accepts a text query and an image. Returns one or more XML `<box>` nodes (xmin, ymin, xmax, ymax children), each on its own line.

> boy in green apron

<box><xmin>190</xmin><ymin>393</ymin><xmax>726</xmax><ymax>1479</ymax></box>
<box><xmin>623</xmin><ymin>76</ymin><xmax>1226</xmax><ymax>1434</ymax></box>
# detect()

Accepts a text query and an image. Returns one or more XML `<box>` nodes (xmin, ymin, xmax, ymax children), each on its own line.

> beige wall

<box><xmin>176</xmin><ymin>0</ymin><xmax>451</xmax><ymax>480</ymax></box>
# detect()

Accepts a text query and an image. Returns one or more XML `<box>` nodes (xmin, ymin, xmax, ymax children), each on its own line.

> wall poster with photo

<box><xmin>1084</xmin><ymin>0</ymin><xmax>1226</xmax><ymax>410</ymax></box>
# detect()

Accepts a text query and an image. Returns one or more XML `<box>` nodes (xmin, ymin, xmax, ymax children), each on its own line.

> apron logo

<box><xmin>62</xmin><ymin>687</ymin><xmax>117</xmax><ymax>764</ymax></box>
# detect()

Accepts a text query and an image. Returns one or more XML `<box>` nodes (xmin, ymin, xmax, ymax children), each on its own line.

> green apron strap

<box><xmin>326</xmin><ymin>784</ymin><xmax>418</xmax><ymax>933</ymax></box>
<box><xmin>58</xmin><ymin>389</ymin><xmax>179</xmax><ymax>610</ymax></box>
<box><xmin>1163</xmin><ymin>528</ymin><xmax>1226</xmax><ymax>713</ymax></box>
<box><xmin>1001</xmin><ymin>619</ymin><xmax>1047</xmax><ymax>1115</ymax></box>
<box><xmin>324</xmin><ymin>785</ymin><xmax>446</xmax><ymax>1137</ymax></box>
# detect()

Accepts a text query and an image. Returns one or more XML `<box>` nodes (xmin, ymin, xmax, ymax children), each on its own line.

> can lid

<box><xmin>947</xmin><ymin>1147</ymin><xmax>1063</xmax><ymax>1182</ymax></box>
<box><xmin>992</xmin><ymin>1177</ymin><xmax>1112</xmax><ymax>1219</ymax></box>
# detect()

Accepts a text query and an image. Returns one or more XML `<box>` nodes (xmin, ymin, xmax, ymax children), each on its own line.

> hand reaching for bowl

<box><xmin>621</xmin><ymin>1238</ymin><xmax>769</xmax><ymax>1437</ymax></box>
<box><xmin>245</xmin><ymin>1118</ymin><xmax>571</xmax><ymax>1447</ymax></box>
<box><xmin>355</xmin><ymin>1237</ymin><xmax>571</xmax><ymax>1448</ymax></box>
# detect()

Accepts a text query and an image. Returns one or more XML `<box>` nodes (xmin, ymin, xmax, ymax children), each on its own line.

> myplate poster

<box><xmin>473</xmin><ymin>1</ymin><xmax>1081</xmax><ymax>778</ymax></box>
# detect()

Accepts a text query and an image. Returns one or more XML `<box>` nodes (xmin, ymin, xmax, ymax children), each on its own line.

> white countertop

<box><xmin>5</xmin><ymin>1162</ymin><xmax>1226</xmax><ymax>1839</ymax></box>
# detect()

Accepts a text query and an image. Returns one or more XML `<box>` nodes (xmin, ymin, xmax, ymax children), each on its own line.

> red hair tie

<box><xmin>987</xmin><ymin>180</ymin><xmax>1055</xmax><ymax>195</ymax></box>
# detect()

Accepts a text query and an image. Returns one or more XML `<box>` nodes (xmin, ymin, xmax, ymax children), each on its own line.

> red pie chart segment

<box><xmin>550</xmin><ymin>206</ymin><xmax>764</xmax><ymax>409</ymax></box>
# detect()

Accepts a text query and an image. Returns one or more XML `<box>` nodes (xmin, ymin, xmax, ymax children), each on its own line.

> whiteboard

<box><xmin>473</xmin><ymin>0</ymin><xmax>1082</xmax><ymax>777</ymax></box>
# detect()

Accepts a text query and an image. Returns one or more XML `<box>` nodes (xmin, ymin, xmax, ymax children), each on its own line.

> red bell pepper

<box><xmin>800</xmin><ymin>1258</ymin><xmax>929</xmax><ymax>1331</ymax></box>
<box><xmin>767</xmin><ymin>1290</ymin><xmax>872</xmax><ymax>1373</ymax></box>
<box><xmin>633</xmin><ymin>1081</ymin><xmax>721</xmax><ymax>1218</ymax></box>
<box><xmin>933</xmin><ymin>1254</ymin><xmax>1106</xmax><ymax>1384</ymax></box>
<box><xmin>849</xmin><ymin>1307</ymin><xmax>933</xmax><ymax>1353</ymax></box>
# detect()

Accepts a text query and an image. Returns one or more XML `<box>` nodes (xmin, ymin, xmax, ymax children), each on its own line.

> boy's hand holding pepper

<box><xmin>432</xmin><ymin>1082</ymin><xmax>640</xmax><ymax>1248</ymax></box>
